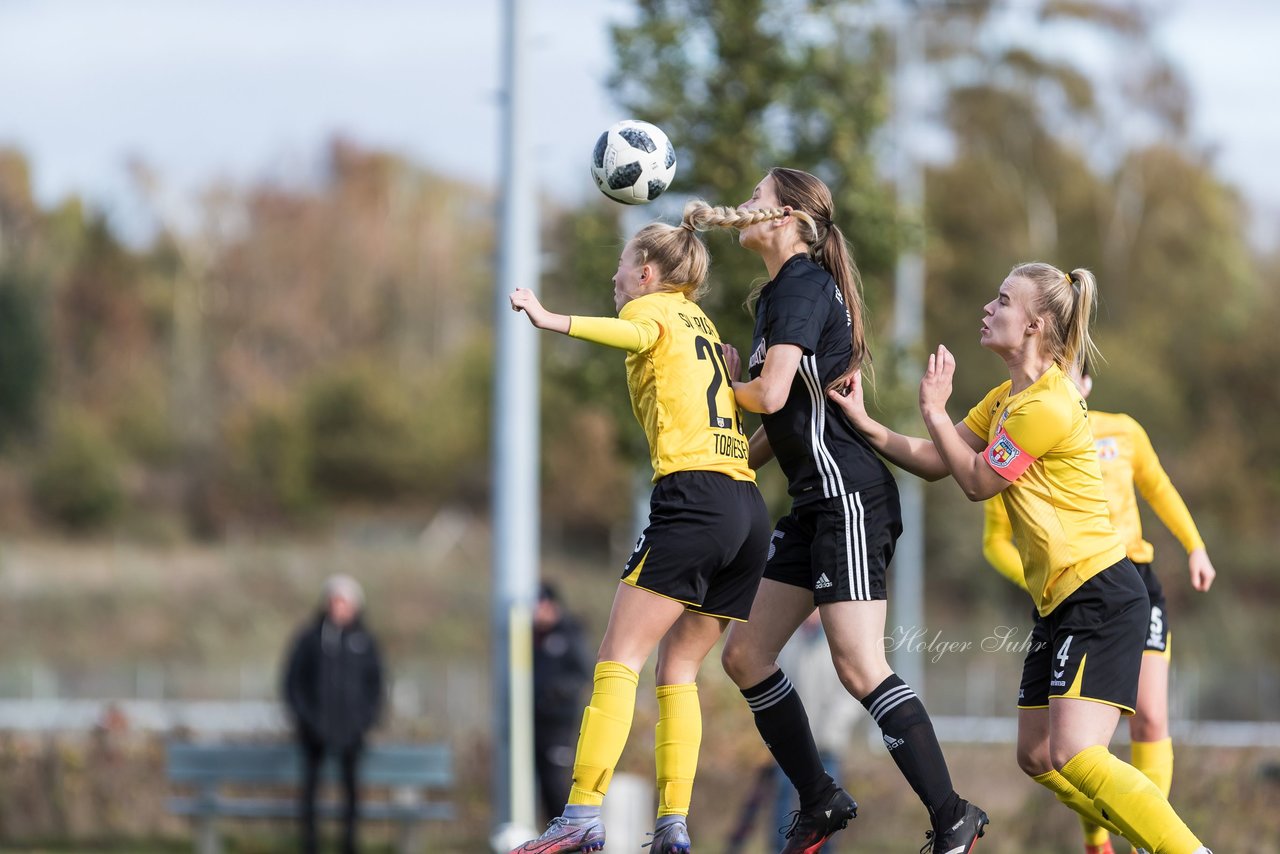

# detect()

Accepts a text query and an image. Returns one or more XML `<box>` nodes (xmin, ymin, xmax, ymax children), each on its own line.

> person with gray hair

<box><xmin>283</xmin><ymin>574</ymin><xmax>385</xmax><ymax>854</ymax></box>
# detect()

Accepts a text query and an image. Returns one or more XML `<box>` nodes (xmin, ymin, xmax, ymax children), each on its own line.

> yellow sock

<box><xmin>1032</xmin><ymin>769</ymin><xmax>1125</xmax><ymax>839</ymax></box>
<box><xmin>1131</xmin><ymin>737</ymin><xmax>1174</xmax><ymax>798</ymax></box>
<box><xmin>655</xmin><ymin>683</ymin><xmax>701</xmax><ymax>818</ymax></box>
<box><xmin>1061</xmin><ymin>745</ymin><xmax>1202</xmax><ymax>854</ymax></box>
<box><xmin>568</xmin><ymin>661</ymin><xmax>640</xmax><ymax>806</ymax></box>
<box><xmin>1081</xmin><ymin>817</ymin><xmax>1112</xmax><ymax>848</ymax></box>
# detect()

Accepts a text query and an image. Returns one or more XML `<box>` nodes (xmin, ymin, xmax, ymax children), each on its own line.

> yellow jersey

<box><xmin>982</xmin><ymin>411</ymin><xmax>1205</xmax><ymax>585</ymax></box>
<box><xmin>569</xmin><ymin>290</ymin><xmax>753</xmax><ymax>483</ymax></box>
<box><xmin>963</xmin><ymin>364</ymin><xmax>1125</xmax><ymax>616</ymax></box>
<box><xmin>981</xmin><ymin>497</ymin><xmax>1027</xmax><ymax>591</ymax></box>
<box><xmin>1091</xmin><ymin>410</ymin><xmax>1204</xmax><ymax>563</ymax></box>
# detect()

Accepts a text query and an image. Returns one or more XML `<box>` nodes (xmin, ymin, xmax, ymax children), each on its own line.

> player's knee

<box><xmin>1016</xmin><ymin>742</ymin><xmax>1053</xmax><ymax>777</ymax></box>
<box><xmin>831</xmin><ymin>658</ymin><xmax>889</xmax><ymax>700</ymax></box>
<box><xmin>716</xmin><ymin>640</ymin><xmax>752</xmax><ymax>686</ymax></box>
<box><xmin>1049</xmin><ymin>741</ymin><xmax>1091</xmax><ymax>773</ymax></box>
<box><xmin>829</xmin><ymin>640</ymin><xmax>892</xmax><ymax>700</ymax></box>
<box><xmin>1129</xmin><ymin>710</ymin><xmax>1168</xmax><ymax>743</ymax></box>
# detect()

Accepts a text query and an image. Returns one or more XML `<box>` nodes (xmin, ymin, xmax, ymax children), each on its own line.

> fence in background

<box><xmin>1</xmin><ymin>658</ymin><xmax>1277</xmax><ymax>747</ymax></box>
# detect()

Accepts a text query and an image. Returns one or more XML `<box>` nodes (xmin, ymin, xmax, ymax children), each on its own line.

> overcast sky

<box><xmin>0</xmin><ymin>0</ymin><xmax>1276</xmax><ymax>241</ymax></box>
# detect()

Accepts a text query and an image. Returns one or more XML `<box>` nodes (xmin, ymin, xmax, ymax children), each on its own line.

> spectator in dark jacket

<box><xmin>532</xmin><ymin>581</ymin><xmax>592</xmax><ymax>822</ymax></box>
<box><xmin>284</xmin><ymin>575</ymin><xmax>384</xmax><ymax>854</ymax></box>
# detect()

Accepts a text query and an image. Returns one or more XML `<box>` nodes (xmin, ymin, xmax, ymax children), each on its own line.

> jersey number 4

<box><xmin>695</xmin><ymin>336</ymin><xmax>746</xmax><ymax>435</ymax></box>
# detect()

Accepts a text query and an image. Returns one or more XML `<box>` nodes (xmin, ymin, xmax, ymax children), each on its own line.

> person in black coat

<box><xmin>283</xmin><ymin>575</ymin><xmax>384</xmax><ymax>854</ymax></box>
<box><xmin>532</xmin><ymin>581</ymin><xmax>592</xmax><ymax>822</ymax></box>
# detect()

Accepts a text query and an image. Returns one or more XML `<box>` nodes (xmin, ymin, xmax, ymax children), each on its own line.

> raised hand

<box><xmin>919</xmin><ymin>344</ymin><xmax>956</xmax><ymax>418</ymax></box>
<box><xmin>510</xmin><ymin>288</ymin><xmax>551</xmax><ymax>329</ymax></box>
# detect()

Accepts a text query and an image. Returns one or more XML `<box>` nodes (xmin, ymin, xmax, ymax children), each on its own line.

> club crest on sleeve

<box><xmin>988</xmin><ymin>434</ymin><xmax>1020</xmax><ymax>468</ymax></box>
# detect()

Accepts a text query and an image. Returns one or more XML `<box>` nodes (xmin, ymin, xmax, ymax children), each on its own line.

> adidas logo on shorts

<box><xmin>816</xmin><ymin>573</ymin><xmax>833</xmax><ymax>590</ymax></box>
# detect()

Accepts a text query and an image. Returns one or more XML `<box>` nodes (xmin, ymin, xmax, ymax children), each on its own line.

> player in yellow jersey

<box><xmin>982</xmin><ymin>360</ymin><xmax>1217</xmax><ymax>854</ymax></box>
<box><xmin>828</xmin><ymin>262</ymin><xmax>1212</xmax><ymax>854</ymax></box>
<box><xmin>506</xmin><ymin>204</ymin><xmax>772</xmax><ymax>854</ymax></box>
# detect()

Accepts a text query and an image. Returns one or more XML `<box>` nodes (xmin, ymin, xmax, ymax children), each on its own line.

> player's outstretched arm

<box><xmin>510</xmin><ymin>288</ymin><xmax>570</xmax><ymax>334</ymax></box>
<box><xmin>827</xmin><ymin>369</ymin><xmax>951</xmax><ymax>482</ymax></box>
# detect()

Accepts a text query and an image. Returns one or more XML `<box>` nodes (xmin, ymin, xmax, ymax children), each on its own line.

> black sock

<box><xmin>861</xmin><ymin>673</ymin><xmax>962</xmax><ymax>827</ymax></box>
<box><xmin>741</xmin><ymin>669</ymin><xmax>835</xmax><ymax>811</ymax></box>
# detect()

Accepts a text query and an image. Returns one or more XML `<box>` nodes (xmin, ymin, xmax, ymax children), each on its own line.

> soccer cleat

<box><xmin>919</xmin><ymin>801</ymin><xmax>989</xmax><ymax>854</ymax></box>
<box><xmin>508</xmin><ymin>815</ymin><xmax>605</xmax><ymax>854</ymax></box>
<box><xmin>777</xmin><ymin>787</ymin><xmax>858</xmax><ymax>854</ymax></box>
<box><xmin>1084</xmin><ymin>841</ymin><xmax>1114</xmax><ymax>854</ymax></box>
<box><xmin>644</xmin><ymin>818</ymin><xmax>691</xmax><ymax>853</ymax></box>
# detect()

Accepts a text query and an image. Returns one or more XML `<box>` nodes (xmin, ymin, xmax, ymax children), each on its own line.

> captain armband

<box><xmin>984</xmin><ymin>427</ymin><xmax>1036</xmax><ymax>482</ymax></box>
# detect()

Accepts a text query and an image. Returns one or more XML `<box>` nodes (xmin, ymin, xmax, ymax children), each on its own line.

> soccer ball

<box><xmin>590</xmin><ymin>120</ymin><xmax>677</xmax><ymax>205</ymax></box>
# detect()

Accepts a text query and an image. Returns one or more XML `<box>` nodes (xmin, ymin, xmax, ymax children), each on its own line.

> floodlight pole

<box><xmin>492</xmin><ymin>0</ymin><xmax>539</xmax><ymax>839</ymax></box>
<box><xmin>890</xmin><ymin>3</ymin><xmax>928</xmax><ymax>698</ymax></box>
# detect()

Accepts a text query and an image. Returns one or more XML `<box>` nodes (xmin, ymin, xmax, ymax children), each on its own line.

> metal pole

<box><xmin>890</xmin><ymin>3</ymin><xmax>927</xmax><ymax>698</ymax></box>
<box><xmin>492</xmin><ymin>0</ymin><xmax>539</xmax><ymax>839</ymax></box>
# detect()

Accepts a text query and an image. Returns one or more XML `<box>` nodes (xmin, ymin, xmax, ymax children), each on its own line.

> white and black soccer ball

<box><xmin>590</xmin><ymin>120</ymin><xmax>677</xmax><ymax>205</ymax></box>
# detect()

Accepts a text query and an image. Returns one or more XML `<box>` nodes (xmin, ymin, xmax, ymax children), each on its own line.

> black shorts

<box><xmin>1018</xmin><ymin>558</ymin><xmax>1149</xmax><ymax>714</ymax></box>
<box><xmin>1135</xmin><ymin>562</ymin><xmax>1171</xmax><ymax>657</ymax></box>
<box><xmin>762</xmin><ymin>482</ymin><xmax>902</xmax><ymax>604</ymax></box>
<box><xmin>621</xmin><ymin>471</ymin><xmax>772</xmax><ymax>621</ymax></box>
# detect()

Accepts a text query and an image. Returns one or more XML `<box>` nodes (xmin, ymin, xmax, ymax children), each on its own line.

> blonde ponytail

<box><xmin>631</xmin><ymin>215</ymin><xmax>712</xmax><ymax>301</ymax></box>
<box><xmin>1010</xmin><ymin>262</ymin><xmax>1102</xmax><ymax>373</ymax></box>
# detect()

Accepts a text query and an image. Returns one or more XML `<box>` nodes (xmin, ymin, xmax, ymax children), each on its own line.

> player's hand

<box><xmin>509</xmin><ymin>288</ymin><xmax>549</xmax><ymax>328</ymax></box>
<box><xmin>1188</xmin><ymin>547</ymin><xmax>1216</xmax><ymax>592</ymax></box>
<box><xmin>721</xmin><ymin>343</ymin><xmax>742</xmax><ymax>381</ymax></box>
<box><xmin>827</xmin><ymin>368</ymin><xmax>870</xmax><ymax>427</ymax></box>
<box><xmin>919</xmin><ymin>344</ymin><xmax>955</xmax><ymax>417</ymax></box>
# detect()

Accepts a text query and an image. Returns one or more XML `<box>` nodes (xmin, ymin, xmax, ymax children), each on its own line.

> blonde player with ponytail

<box><xmin>982</xmin><ymin>355</ymin><xmax>1217</xmax><ymax>854</ymax></box>
<box><xmin>507</xmin><ymin>211</ymin><xmax>772</xmax><ymax>854</ymax></box>
<box><xmin>688</xmin><ymin>168</ymin><xmax>986</xmax><ymax>854</ymax></box>
<box><xmin>828</xmin><ymin>262</ymin><xmax>1213</xmax><ymax>854</ymax></box>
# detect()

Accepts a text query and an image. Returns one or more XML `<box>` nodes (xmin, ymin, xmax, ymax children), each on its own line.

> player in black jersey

<box><xmin>687</xmin><ymin>171</ymin><xmax>986</xmax><ymax>854</ymax></box>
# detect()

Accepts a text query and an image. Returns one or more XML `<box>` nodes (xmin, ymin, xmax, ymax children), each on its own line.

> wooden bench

<box><xmin>167</xmin><ymin>741</ymin><xmax>455</xmax><ymax>854</ymax></box>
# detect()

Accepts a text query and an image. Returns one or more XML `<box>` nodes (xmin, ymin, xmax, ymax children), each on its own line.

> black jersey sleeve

<box><xmin>764</xmin><ymin>279</ymin><xmax>827</xmax><ymax>355</ymax></box>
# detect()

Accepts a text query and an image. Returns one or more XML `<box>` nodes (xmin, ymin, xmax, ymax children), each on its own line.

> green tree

<box><xmin>919</xmin><ymin>0</ymin><xmax>1270</xmax><ymax>592</ymax></box>
<box><xmin>610</xmin><ymin>0</ymin><xmax>899</xmax><ymax>353</ymax></box>
<box><xmin>30</xmin><ymin>410</ymin><xmax>123</xmax><ymax>531</ymax></box>
<box><xmin>0</xmin><ymin>271</ymin><xmax>45</xmax><ymax>444</ymax></box>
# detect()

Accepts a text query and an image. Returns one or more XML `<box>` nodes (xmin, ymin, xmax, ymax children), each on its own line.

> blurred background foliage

<box><xmin>0</xmin><ymin>1</ymin><xmax>1277</xmax><ymax>848</ymax></box>
<box><xmin>0</xmin><ymin>0</ymin><xmax>1274</xmax><ymax>568</ymax></box>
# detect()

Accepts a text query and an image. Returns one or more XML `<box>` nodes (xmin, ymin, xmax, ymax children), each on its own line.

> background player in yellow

<box><xmin>982</xmin><ymin>361</ymin><xmax>1217</xmax><ymax>854</ymax></box>
<box><xmin>828</xmin><ymin>261</ymin><xmax>1212</xmax><ymax>854</ymax></box>
<box><xmin>506</xmin><ymin>205</ymin><xmax>772</xmax><ymax>854</ymax></box>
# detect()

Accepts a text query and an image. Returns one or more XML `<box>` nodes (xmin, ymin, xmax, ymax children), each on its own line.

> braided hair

<box><xmin>683</xmin><ymin>167</ymin><xmax>870</xmax><ymax>389</ymax></box>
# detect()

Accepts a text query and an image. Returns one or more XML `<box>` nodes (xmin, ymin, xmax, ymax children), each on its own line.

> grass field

<box><xmin>0</xmin><ymin>520</ymin><xmax>1276</xmax><ymax>852</ymax></box>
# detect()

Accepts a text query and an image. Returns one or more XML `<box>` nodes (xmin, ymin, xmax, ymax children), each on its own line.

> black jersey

<box><xmin>747</xmin><ymin>254</ymin><xmax>894</xmax><ymax>505</ymax></box>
